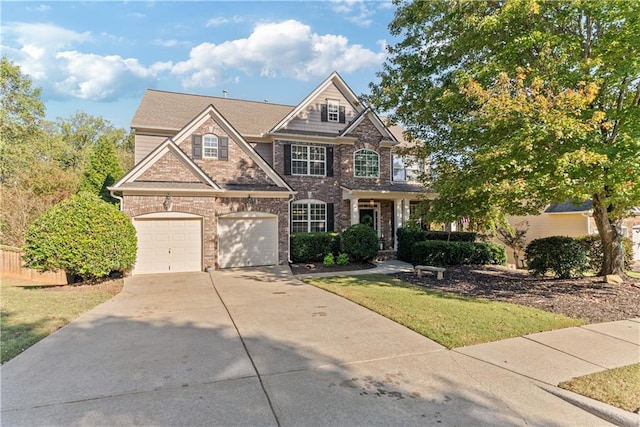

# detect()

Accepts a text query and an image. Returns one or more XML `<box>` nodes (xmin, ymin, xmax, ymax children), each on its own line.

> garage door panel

<box><xmin>218</xmin><ymin>214</ymin><xmax>278</xmax><ymax>269</ymax></box>
<box><xmin>133</xmin><ymin>218</ymin><xmax>202</xmax><ymax>275</ymax></box>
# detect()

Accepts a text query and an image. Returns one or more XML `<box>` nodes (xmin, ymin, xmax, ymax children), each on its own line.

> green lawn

<box><xmin>560</xmin><ymin>363</ymin><xmax>640</xmax><ymax>413</ymax></box>
<box><xmin>304</xmin><ymin>274</ymin><xmax>583</xmax><ymax>348</ymax></box>
<box><xmin>1</xmin><ymin>278</ymin><xmax>122</xmax><ymax>363</ymax></box>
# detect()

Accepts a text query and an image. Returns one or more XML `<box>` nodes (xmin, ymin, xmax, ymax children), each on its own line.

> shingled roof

<box><xmin>131</xmin><ymin>89</ymin><xmax>294</xmax><ymax>136</ymax></box>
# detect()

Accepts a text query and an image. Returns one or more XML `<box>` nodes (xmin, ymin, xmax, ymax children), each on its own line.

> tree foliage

<box><xmin>370</xmin><ymin>0</ymin><xmax>640</xmax><ymax>275</ymax></box>
<box><xmin>80</xmin><ymin>136</ymin><xmax>124</xmax><ymax>203</ymax></box>
<box><xmin>0</xmin><ymin>58</ymin><xmax>134</xmax><ymax>246</ymax></box>
<box><xmin>23</xmin><ymin>192</ymin><xmax>137</xmax><ymax>280</ymax></box>
<box><xmin>0</xmin><ymin>56</ymin><xmax>45</xmax><ymax>182</ymax></box>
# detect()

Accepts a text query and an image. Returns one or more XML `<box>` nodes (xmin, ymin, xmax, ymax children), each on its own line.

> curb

<box><xmin>538</xmin><ymin>383</ymin><xmax>640</xmax><ymax>427</ymax></box>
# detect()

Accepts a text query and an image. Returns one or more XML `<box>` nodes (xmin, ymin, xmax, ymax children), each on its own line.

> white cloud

<box><xmin>206</xmin><ymin>15</ymin><xmax>244</xmax><ymax>27</ymax></box>
<box><xmin>330</xmin><ymin>0</ymin><xmax>375</xmax><ymax>28</ymax></box>
<box><xmin>54</xmin><ymin>51</ymin><xmax>160</xmax><ymax>101</ymax></box>
<box><xmin>172</xmin><ymin>19</ymin><xmax>386</xmax><ymax>88</ymax></box>
<box><xmin>1</xmin><ymin>22</ymin><xmax>158</xmax><ymax>101</ymax></box>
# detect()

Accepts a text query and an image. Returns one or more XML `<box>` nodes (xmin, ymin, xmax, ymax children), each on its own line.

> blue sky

<box><xmin>1</xmin><ymin>1</ymin><xmax>397</xmax><ymax>129</ymax></box>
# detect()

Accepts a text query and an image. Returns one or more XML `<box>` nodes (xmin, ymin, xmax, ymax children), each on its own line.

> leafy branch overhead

<box><xmin>369</xmin><ymin>0</ymin><xmax>640</xmax><ymax>275</ymax></box>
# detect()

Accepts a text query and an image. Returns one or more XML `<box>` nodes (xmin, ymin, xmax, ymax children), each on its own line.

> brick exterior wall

<box><xmin>272</xmin><ymin>117</ymin><xmax>397</xmax><ymax>240</ymax></box>
<box><xmin>179</xmin><ymin>117</ymin><xmax>273</xmax><ymax>186</ymax></box>
<box><xmin>123</xmin><ymin>195</ymin><xmax>290</xmax><ymax>270</ymax></box>
<box><xmin>137</xmin><ymin>151</ymin><xmax>200</xmax><ymax>182</ymax></box>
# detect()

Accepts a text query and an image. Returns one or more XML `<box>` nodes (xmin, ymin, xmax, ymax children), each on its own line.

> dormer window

<box><xmin>203</xmin><ymin>135</ymin><xmax>218</xmax><ymax>158</ymax></box>
<box><xmin>327</xmin><ymin>99</ymin><xmax>340</xmax><ymax>122</ymax></box>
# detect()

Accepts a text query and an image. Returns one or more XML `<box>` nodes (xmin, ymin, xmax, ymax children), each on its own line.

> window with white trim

<box><xmin>291</xmin><ymin>200</ymin><xmax>327</xmax><ymax>233</ymax></box>
<box><xmin>327</xmin><ymin>99</ymin><xmax>340</xmax><ymax>122</ymax></box>
<box><xmin>393</xmin><ymin>155</ymin><xmax>421</xmax><ymax>182</ymax></box>
<box><xmin>354</xmin><ymin>149</ymin><xmax>379</xmax><ymax>178</ymax></box>
<box><xmin>203</xmin><ymin>135</ymin><xmax>218</xmax><ymax>158</ymax></box>
<box><xmin>291</xmin><ymin>145</ymin><xmax>326</xmax><ymax>176</ymax></box>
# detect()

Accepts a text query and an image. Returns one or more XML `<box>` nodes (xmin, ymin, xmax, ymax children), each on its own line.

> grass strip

<box><xmin>560</xmin><ymin>363</ymin><xmax>640</xmax><ymax>413</ymax></box>
<box><xmin>304</xmin><ymin>274</ymin><xmax>583</xmax><ymax>348</ymax></box>
<box><xmin>1</xmin><ymin>278</ymin><xmax>122</xmax><ymax>363</ymax></box>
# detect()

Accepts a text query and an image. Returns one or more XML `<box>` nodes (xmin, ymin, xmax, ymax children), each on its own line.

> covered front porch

<box><xmin>341</xmin><ymin>186</ymin><xmax>435</xmax><ymax>251</ymax></box>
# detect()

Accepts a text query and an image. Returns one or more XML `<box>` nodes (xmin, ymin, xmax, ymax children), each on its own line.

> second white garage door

<box><xmin>134</xmin><ymin>217</ymin><xmax>202</xmax><ymax>275</ymax></box>
<box><xmin>218</xmin><ymin>212</ymin><xmax>278</xmax><ymax>268</ymax></box>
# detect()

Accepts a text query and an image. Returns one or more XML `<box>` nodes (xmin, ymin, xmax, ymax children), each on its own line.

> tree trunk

<box><xmin>591</xmin><ymin>195</ymin><xmax>624</xmax><ymax>276</ymax></box>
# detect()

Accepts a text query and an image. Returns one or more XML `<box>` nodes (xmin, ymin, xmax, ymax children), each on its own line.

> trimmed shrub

<box><xmin>336</xmin><ymin>253</ymin><xmax>349</xmax><ymax>265</ymax></box>
<box><xmin>23</xmin><ymin>192</ymin><xmax>137</xmax><ymax>280</ymax></box>
<box><xmin>577</xmin><ymin>235</ymin><xmax>634</xmax><ymax>272</ymax></box>
<box><xmin>323</xmin><ymin>253</ymin><xmax>335</xmax><ymax>267</ymax></box>
<box><xmin>342</xmin><ymin>224</ymin><xmax>379</xmax><ymax>262</ymax></box>
<box><xmin>290</xmin><ymin>232</ymin><xmax>340</xmax><ymax>263</ymax></box>
<box><xmin>525</xmin><ymin>236</ymin><xmax>589</xmax><ymax>279</ymax></box>
<box><xmin>396</xmin><ymin>226</ymin><xmax>427</xmax><ymax>262</ymax></box>
<box><xmin>411</xmin><ymin>240</ymin><xmax>506</xmax><ymax>266</ymax></box>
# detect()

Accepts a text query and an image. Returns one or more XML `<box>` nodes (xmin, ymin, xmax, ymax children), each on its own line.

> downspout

<box><xmin>287</xmin><ymin>193</ymin><xmax>295</xmax><ymax>264</ymax></box>
<box><xmin>581</xmin><ymin>211</ymin><xmax>592</xmax><ymax>234</ymax></box>
<box><xmin>111</xmin><ymin>191</ymin><xmax>124</xmax><ymax>211</ymax></box>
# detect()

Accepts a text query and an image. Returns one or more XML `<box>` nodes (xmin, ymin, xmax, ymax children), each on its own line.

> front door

<box><xmin>358</xmin><ymin>204</ymin><xmax>380</xmax><ymax>236</ymax></box>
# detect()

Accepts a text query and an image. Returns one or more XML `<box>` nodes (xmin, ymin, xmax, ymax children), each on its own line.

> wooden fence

<box><xmin>1</xmin><ymin>246</ymin><xmax>67</xmax><ymax>284</ymax></box>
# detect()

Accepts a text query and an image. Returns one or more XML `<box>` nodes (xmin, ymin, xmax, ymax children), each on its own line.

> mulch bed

<box><xmin>393</xmin><ymin>265</ymin><xmax>640</xmax><ymax>323</ymax></box>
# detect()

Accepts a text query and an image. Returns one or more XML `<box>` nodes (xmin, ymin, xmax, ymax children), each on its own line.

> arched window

<box><xmin>354</xmin><ymin>149</ymin><xmax>379</xmax><ymax>178</ymax></box>
<box><xmin>203</xmin><ymin>134</ymin><xmax>218</xmax><ymax>158</ymax></box>
<box><xmin>291</xmin><ymin>200</ymin><xmax>327</xmax><ymax>233</ymax></box>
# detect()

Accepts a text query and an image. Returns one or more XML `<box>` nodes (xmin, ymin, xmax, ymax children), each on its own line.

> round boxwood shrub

<box><xmin>525</xmin><ymin>236</ymin><xmax>589</xmax><ymax>279</ymax></box>
<box><xmin>341</xmin><ymin>224</ymin><xmax>379</xmax><ymax>262</ymax></box>
<box><xmin>23</xmin><ymin>192</ymin><xmax>137</xmax><ymax>280</ymax></box>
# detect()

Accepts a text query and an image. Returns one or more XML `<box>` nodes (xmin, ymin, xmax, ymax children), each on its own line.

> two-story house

<box><xmin>110</xmin><ymin>72</ymin><xmax>434</xmax><ymax>274</ymax></box>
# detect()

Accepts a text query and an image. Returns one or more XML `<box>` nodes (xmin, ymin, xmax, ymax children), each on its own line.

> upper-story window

<box><xmin>354</xmin><ymin>149</ymin><xmax>379</xmax><ymax>178</ymax></box>
<box><xmin>393</xmin><ymin>155</ymin><xmax>421</xmax><ymax>182</ymax></box>
<box><xmin>291</xmin><ymin>200</ymin><xmax>327</xmax><ymax>233</ymax></box>
<box><xmin>327</xmin><ymin>99</ymin><xmax>340</xmax><ymax>122</ymax></box>
<box><xmin>292</xmin><ymin>145</ymin><xmax>326</xmax><ymax>176</ymax></box>
<box><xmin>203</xmin><ymin>135</ymin><xmax>218</xmax><ymax>158</ymax></box>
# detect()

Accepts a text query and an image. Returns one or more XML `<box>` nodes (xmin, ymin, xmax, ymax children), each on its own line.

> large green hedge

<box><xmin>396</xmin><ymin>227</ymin><xmax>479</xmax><ymax>263</ymax></box>
<box><xmin>290</xmin><ymin>232</ymin><xmax>340</xmax><ymax>263</ymax></box>
<box><xmin>23</xmin><ymin>192</ymin><xmax>137</xmax><ymax>280</ymax></box>
<box><xmin>411</xmin><ymin>240</ymin><xmax>506</xmax><ymax>267</ymax></box>
<box><xmin>525</xmin><ymin>236</ymin><xmax>589</xmax><ymax>279</ymax></box>
<box><xmin>342</xmin><ymin>224</ymin><xmax>379</xmax><ymax>262</ymax></box>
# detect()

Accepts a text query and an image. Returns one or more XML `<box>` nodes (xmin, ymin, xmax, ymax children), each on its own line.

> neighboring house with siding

<box><xmin>505</xmin><ymin>201</ymin><xmax>640</xmax><ymax>266</ymax></box>
<box><xmin>110</xmin><ymin>72</ymin><xmax>433</xmax><ymax>274</ymax></box>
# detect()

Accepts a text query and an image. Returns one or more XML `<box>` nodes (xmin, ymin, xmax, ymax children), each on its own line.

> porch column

<box><xmin>402</xmin><ymin>199</ymin><xmax>410</xmax><ymax>224</ymax></box>
<box><xmin>350</xmin><ymin>198</ymin><xmax>359</xmax><ymax>225</ymax></box>
<box><xmin>394</xmin><ymin>199</ymin><xmax>403</xmax><ymax>249</ymax></box>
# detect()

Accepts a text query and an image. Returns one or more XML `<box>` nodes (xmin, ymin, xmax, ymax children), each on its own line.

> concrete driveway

<box><xmin>1</xmin><ymin>268</ymin><xmax>615</xmax><ymax>426</ymax></box>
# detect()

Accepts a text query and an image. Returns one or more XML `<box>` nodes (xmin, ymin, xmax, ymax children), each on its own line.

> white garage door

<box><xmin>218</xmin><ymin>212</ymin><xmax>278</xmax><ymax>269</ymax></box>
<box><xmin>134</xmin><ymin>218</ymin><xmax>202</xmax><ymax>274</ymax></box>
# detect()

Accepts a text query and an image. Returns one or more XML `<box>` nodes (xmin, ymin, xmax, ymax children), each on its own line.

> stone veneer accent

<box><xmin>123</xmin><ymin>195</ymin><xmax>290</xmax><ymax>270</ymax></box>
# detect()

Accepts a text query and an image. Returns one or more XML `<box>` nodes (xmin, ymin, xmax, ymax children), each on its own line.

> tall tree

<box><xmin>54</xmin><ymin>112</ymin><xmax>128</xmax><ymax>171</ymax></box>
<box><xmin>369</xmin><ymin>0</ymin><xmax>640</xmax><ymax>275</ymax></box>
<box><xmin>0</xmin><ymin>57</ymin><xmax>45</xmax><ymax>182</ymax></box>
<box><xmin>80</xmin><ymin>136</ymin><xmax>124</xmax><ymax>203</ymax></box>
